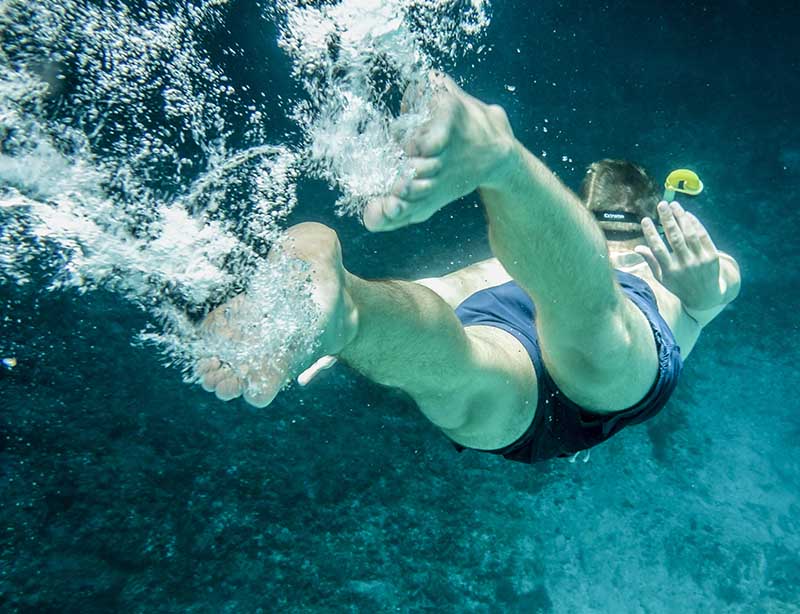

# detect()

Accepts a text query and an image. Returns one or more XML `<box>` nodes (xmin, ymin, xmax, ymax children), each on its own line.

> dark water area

<box><xmin>2</xmin><ymin>0</ymin><xmax>799</xmax><ymax>612</ymax></box>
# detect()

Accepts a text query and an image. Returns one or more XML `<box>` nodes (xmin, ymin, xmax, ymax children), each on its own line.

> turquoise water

<box><xmin>2</xmin><ymin>1</ymin><xmax>799</xmax><ymax>612</ymax></box>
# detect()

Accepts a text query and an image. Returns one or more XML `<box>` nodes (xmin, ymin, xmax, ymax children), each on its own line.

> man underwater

<box><xmin>197</xmin><ymin>75</ymin><xmax>741</xmax><ymax>464</ymax></box>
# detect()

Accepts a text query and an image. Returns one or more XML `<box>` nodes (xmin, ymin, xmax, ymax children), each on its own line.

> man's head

<box><xmin>580</xmin><ymin>159</ymin><xmax>660</xmax><ymax>241</ymax></box>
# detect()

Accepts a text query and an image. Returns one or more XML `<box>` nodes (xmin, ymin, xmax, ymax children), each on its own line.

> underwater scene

<box><xmin>1</xmin><ymin>0</ymin><xmax>798</xmax><ymax>611</ymax></box>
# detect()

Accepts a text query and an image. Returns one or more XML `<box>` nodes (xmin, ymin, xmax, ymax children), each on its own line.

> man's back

<box><xmin>415</xmin><ymin>247</ymin><xmax>740</xmax><ymax>361</ymax></box>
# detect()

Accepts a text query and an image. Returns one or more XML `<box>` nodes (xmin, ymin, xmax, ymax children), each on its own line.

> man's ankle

<box><xmin>338</xmin><ymin>270</ymin><xmax>363</xmax><ymax>350</ymax></box>
<box><xmin>480</xmin><ymin>136</ymin><xmax>522</xmax><ymax>193</ymax></box>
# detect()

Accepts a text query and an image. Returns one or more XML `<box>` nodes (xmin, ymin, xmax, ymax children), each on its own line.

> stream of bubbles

<box><xmin>0</xmin><ymin>0</ymin><xmax>490</xmax><ymax>389</ymax></box>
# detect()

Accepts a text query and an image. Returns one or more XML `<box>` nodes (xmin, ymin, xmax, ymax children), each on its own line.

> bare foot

<box><xmin>196</xmin><ymin>223</ymin><xmax>359</xmax><ymax>407</ymax></box>
<box><xmin>362</xmin><ymin>73</ymin><xmax>515</xmax><ymax>232</ymax></box>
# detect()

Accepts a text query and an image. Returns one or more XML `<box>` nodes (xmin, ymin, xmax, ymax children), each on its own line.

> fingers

<box><xmin>670</xmin><ymin>202</ymin><xmax>703</xmax><ymax>254</ymax></box>
<box><xmin>658</xmin><ymin>201</ymin><xmax>689</xmax><ymax>259</ymax></box>
<box><xmin>297</xmin><ymin>355</ymin><xmax>338</xmax><ymax>387</ymax></box>
<box><xmin>634</xmin><ymin>245</ymin><xmax>663</xmax><ymax>281</ymax></box>
<box><xmin>662</xmin><ymin>201</ymin><xmax>718</xmax><ymax>260</ymax></box>
<box><xmin>641</xmin><ymin>216</ymin><xmax>672</xmax><ymax>272</ymax></box>
<box><xmin>689</xmin><ymin>212</ymin><xmax>718</xmax><ymax>254</ymax></box>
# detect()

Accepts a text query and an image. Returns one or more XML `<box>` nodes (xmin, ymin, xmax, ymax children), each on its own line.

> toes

<box><xmin>363</xmin><ymin>195</ymin><xmax>409</xmax><ymax>232</ymax></box>
<box><xmin>383</xmin><ymin>195</ymin><xmax>406</xmax><ymax>218</ymax></box>
<box><xmin>395</xmin><ymin>178</ymin><xmax>434</xmax><ymax>202</ymax></box>
<box><xmin>215</xmin><ymin>375</ymin><xmax>244</xmax><ymax>401</ymax></box>
<box><xmin>201</xmin><ymin>364</ymin><xmax>231</xmax><ymax>392</ymax></box>
<box><xmin>403</xmin><ymin>139</ymin><xmax>420</xmax><ymax>157</ymax></box>
<box><xmin>201</xmin><ymin>371</ymin><xmax>220</xmax><ymax>392</ymax></box>
<box><xmin>362</xmin><ymin>191</ymin><xmax>445</xmax><ymax>232</ymax></box>
<box><xmin>417</xmin><ymin>127</ymin><xmax>448</xmax><ymax>158</ymax></box>
<box><xmin>362</xmin><ymin>198</ymin><xmax>385</xmax><ymax>231</ymax></box>
<box><xmin>406</xmin><ymin>126</ymin><xmax>447</xmax><ymax>159</ymax></box>
<box><xmin>196</xmin><ymin>357</ymin><xmax>220</xmax><ymax>377</ymax></box>
<box><xmin>242</xmin><ymin>367</ymin><xmax>284</xmax><ymax>408</ymax></box>
<box><xmin>200</xmin><ymin>296</ymin><xmax>246</xmax><ymax>339</ymax></box>
<box><xmin>243</xmin><ymin>386</ymin><xmax>278</xmax><ymax>409</ymax></box>
<box><xmin>400</xmin><ymin>75</ymin><xmax>427</xmax><ymax>115</ymax></box>
<box><xmin>408</xmin><ymin>156</ymin><xmax>442</xmax><ymax>179</ymax></box>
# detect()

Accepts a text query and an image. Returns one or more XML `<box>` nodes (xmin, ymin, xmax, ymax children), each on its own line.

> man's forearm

<box><xmin>478</xmin><ymin>140</ymin><xmax>620</xmax><ymax>326</ymax></box>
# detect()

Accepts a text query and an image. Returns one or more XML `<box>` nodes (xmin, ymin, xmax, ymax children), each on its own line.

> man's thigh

<box><xmin>536</xmin><ymin>297</ymin><xmax>659</xmax><ymax>415</ymax></box>
<box><xmin>429</xmin><ymin>325</ymin><xmax>538</xmax><ymax>451</ymax></box>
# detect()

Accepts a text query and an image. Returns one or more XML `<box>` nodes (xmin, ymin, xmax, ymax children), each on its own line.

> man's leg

<box><xmin>362</xmin><ymin>76</ymin><xmax>658</xmax><ymax>412</ymax></box>
<box><xmin>199</xmin><ymin>224</ymin><xmax>536</xmax><ymax>446</ymax></box>
<box><xmin>339</xmin><ymin>273</ymin><xmax>535</xmax><ymax>441</ymax></box>
<box><xmin>477</xmin><ymin>145</ymin><xmax>658</xmax><ymax>412</ymax></box>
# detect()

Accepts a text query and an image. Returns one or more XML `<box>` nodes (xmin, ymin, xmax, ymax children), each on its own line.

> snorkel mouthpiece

<box><xmin>663</xmin><ymin>169</ymin><xmax>704</xmax><ymax>202</ymax></box>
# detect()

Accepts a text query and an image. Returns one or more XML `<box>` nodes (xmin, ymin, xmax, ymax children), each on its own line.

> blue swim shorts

<box><xmin>451</xmin><ymin>270</ymin><xmax>683</xmax><ymax>464</ymax></box>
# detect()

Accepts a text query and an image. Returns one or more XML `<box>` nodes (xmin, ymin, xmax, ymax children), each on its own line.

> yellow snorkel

<box><xmin>663</xmin><ymin>169</ymin><xmax>704</xmax><ymax>202</ymax></box>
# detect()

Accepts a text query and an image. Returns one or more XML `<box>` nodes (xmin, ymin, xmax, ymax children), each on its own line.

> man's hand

<box><xmin>636</xmin><ymin>201</ymin><xmax>730</xmax><ymax>312</ymax></box>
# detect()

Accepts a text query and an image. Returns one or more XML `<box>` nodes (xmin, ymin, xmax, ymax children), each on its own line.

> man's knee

<box><xmin>417</xmin><ymin>395</ymin><xmax>472</xmax><ymax>432</ymax></box>
<box><xmin>537</xmin><ymin>299</ymin><xmax>658</xmax><ymax>411</ymax></box>
<box><xmin>535</xmin><ymin>293</ymin><xmax>630</xmax><ymax>364</ymax></box>
<box><xmin>417</xmin><ymin>326</ymin><xmax>536</xmax><ymax>443</ymax></box>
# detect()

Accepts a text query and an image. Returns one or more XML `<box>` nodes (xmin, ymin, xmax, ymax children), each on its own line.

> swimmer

<box><xmin>197</xmin><ymin>74</ymin><xmax>740</xmax><ymax>463</ymax></box>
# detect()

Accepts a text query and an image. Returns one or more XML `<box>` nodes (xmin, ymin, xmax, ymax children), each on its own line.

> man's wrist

<box><xmin>680</xmin><ymin>284</ymin><xmax>728</xmax><ymax>324</ymax></box>
<box><xmin>680</xmin><ymin>302</ymin><xmax>703</xmax><ymax>326</ymax></box>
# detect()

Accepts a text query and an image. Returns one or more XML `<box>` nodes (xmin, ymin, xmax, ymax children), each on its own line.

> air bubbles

<box><xmin>275</xmin><ymin>0</ymin><xmax>491</xmax><ymax>217</ymax></box>
<box><xmin>0</xmin><ymin>0</ymin><xmax>491</xmax><ymax>382</ymax></box>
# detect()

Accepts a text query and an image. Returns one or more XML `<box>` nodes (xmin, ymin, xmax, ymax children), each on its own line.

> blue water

<box><xmin>2</xmin><ymin>1</ymin><xmax>799</xmax><ymax>612</ymax></box>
